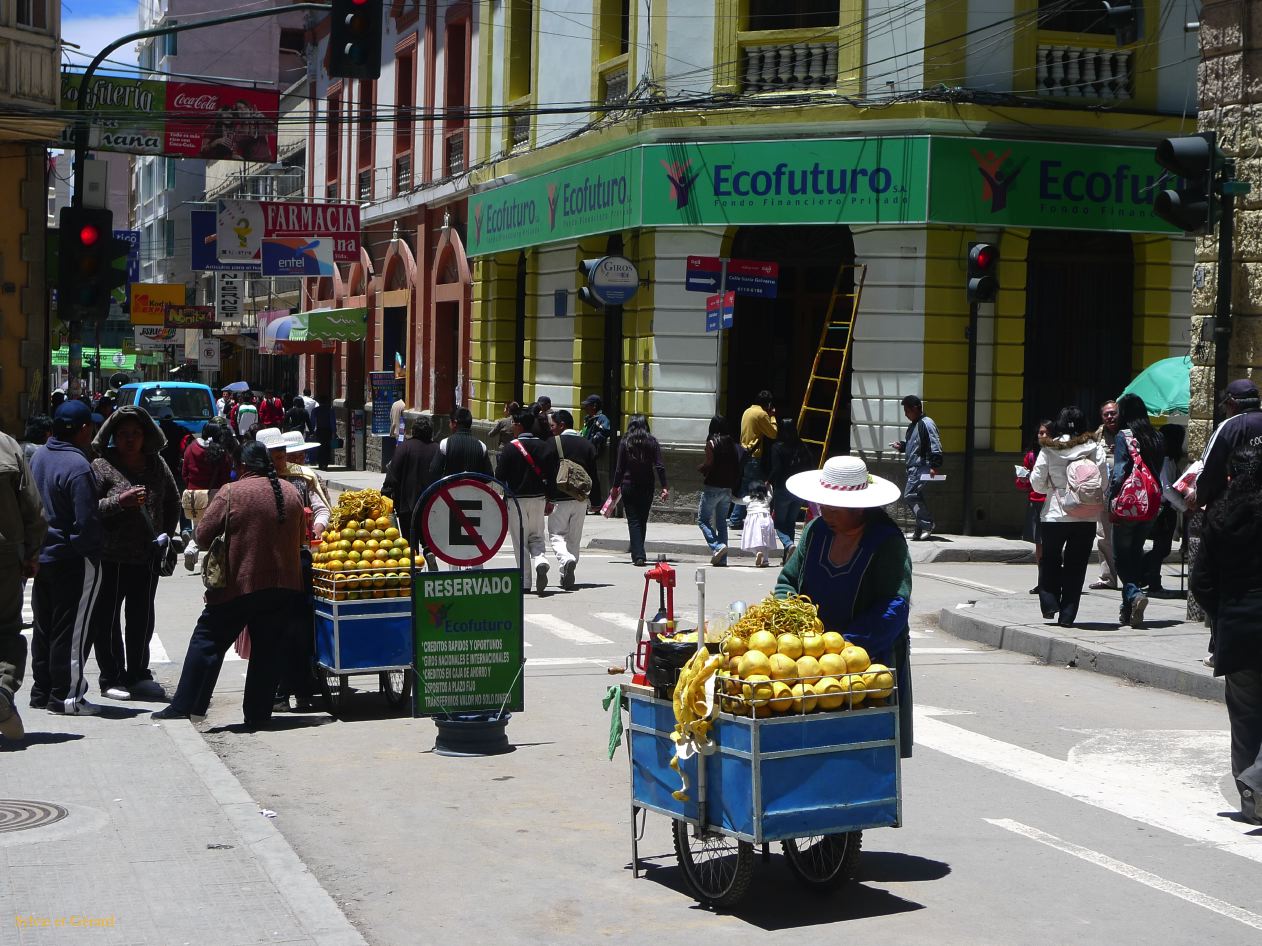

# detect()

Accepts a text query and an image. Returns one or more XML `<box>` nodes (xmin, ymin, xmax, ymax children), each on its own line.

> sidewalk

<box><xmin>1</xmin><ymin>703</ymin><xmax>366</xmax><ymax>945</ymax></box>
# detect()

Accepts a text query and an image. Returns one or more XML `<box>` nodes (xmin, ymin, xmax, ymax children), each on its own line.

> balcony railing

<box><xmin>445</xmin><ymin>129</ymin><xmax>465</xmax><ymax>176</ymax></box>
<box><xmin>509</xmin><ymin>108</ymin><xmax>530</xmax><ymax>150</ymax></box>
<box><xmin>394</xmin><ymin>152</ymin><xmax>412</xmax><ymax>196</ymax></box>
<box><xmin>602</xmin><ymin>64</ymin><xmax>629</xmax><ymax>105</ymax></box>
<box><xmin>741</xmin><ymin>39</ymin><xmax>838</xmax><ymax>93</ymax></box>
<box><xmin>1036</xmin><ymin>44</ymin><xmax>1133</xmax><ymax>100</ymax></box>
<box><xmin>357</xmin><ymin>168</ymin><xmax>372</xmax><ymax>202</ymax></box>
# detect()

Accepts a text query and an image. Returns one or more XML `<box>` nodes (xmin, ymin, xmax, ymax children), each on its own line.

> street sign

<box><xmin>215</xmin><ymin>272</ymin><xmax>245</xmax><ymax>322</ymax></box>
<box><xmin>686</xmin><ymin>255</ymin><xmax>780</xmax><ymax>298</ymax></box>
<box><xmin>419</xmin><ymin>478</ymin><xmax>510</xmax><ymax>567</ymax></box>
<box><xmin>705</xmin><ymin>290</ymin><xmax>735</xmax><ymax>333</ymax></box>
<box><xmin>198</xmin><ymin>338</ymin><xmax>221</xmax><ymax>370</ymax></box>
<box><xmin>413</xmin><ymin>569</ymin><xmax>524</xmax><ymax>715</ymax></box>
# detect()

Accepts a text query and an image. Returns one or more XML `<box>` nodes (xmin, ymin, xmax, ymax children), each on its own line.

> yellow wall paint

<box><xmin>993</xmin><ymin>229</ymin><xmax>1031</xmax><ymax>453</ymax></box>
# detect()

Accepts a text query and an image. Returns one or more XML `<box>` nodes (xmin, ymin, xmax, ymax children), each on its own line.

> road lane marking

<box><xmin>593</xmin><ymin>612</ymin><xmax>639</xmax><ymax>634</ymax></box>
<box><xmin>916</xmin><ymin>709</ymin><xmax>1262</xmax><ymax>865</ymax></box>
<box><xmin>526</xmin><ymin>657</ymin><xmax>619</xmax><ymax>668</ymax></box>
<box><xmin>987</xmin><ymin>818</ymin><xmax>1262</xmax><ymax>931</ymax></box>
<box><xmin>524</xmin><ymin>614</ymin><xmax>614</xmax><ymax>645</ymax></box>
<box><xmin>914</xmin><ymin>570</ymin><xmax>1018</xmax><ymax>595</ymax></box>
<box><xmin>913</xmin><ymin>647</ymin><xmax>983</xmax><ymax>655</ymax></box>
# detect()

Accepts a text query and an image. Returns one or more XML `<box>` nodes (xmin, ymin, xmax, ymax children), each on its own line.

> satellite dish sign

<box><xmin>582</xmin><ymin>256</ymin><xmax>639</xmax><ymax>306</ymax></box>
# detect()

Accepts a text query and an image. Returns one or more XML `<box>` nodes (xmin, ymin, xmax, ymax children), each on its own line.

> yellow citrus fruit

<box><xmin>351</xmin><ymin>539</ymin><xmax>366</xmax><ymax>551</ymax></box>
<box><xmin>863</xmin><ymin>663</ymin><xmax>894</xmax><ymax>699</ymax></box>
<box><xmin>753</xmin><ymin>703</ymin><xmax>773</xmax><ymax>718</ymax></box>
<box><xmin>748</xmin><ymin>630</ymin><xmax>777</xmax><ymax>657</ymax></box>
<box><xmin>769</xmin><ymin>681</ymin><xmax>794</xmax><ymax>714</ymax></box>
<box><xmin>722</xmin><ymin>635</ymin><xmax>747</xmax><ymax>658</ymax></box>
<box><xmin>333</xmin><ymin>571</ymin><xmax>347</xmax><ymax>581</ymax></box>
<box><xmin>801</xmin><ymin>633</ymin><xmax>826</xmax><ymax>659</ymax></box>
<box><xmin>768</xmin><ymin>653</ymin><xmax>798</xmax><ymax>680</ymax></box>
<box><xmin>370</xmin><ymin>529</ymin><xmax>384</xmax><ymax>540</ymax></box>
<box><xmin>346</xmin><ymin>520</ymin><xmax>360</xmax><ymax>531</ymax></box>
<box><xmin>340</xmin><ymin>527</ymin><xmax>355</xmax><ymax>541</ymax></box>
<box><xmin>385</xmin><ymin>548</ymin><xmax>400</xmax><ymax>560</ymax></box>
<box><xmin>795</xmin><ymin>655</ymin><xmax>823</xmax><ymax>683</ymax></box>
<box><xmin>818</xmin><ymin>653</ymin><xmax>847</xmax><ymax>678</ymax></box>
<box><xmin>791</xmin><ymin>682</ymin><xmax>818</xmax><ymax>714</ymax></box>
<box><xmin>822</xmin><ymin>631</ymin><xmax>845</xmax><ymax>654</ymax></box>
<box><xmin>355</xmin><ymin>529</ymin><xmax>370</xmax><ymax>541</ymax></box>
<box><xmin>776</xmin><ymin>633</ymin><xmax>803</xmax><ymax>660</ymax></box>
<box><xmin>365</xmin><ymin>539</ymin><xmax>379</xmax><ymax>550</ymax></box>
<box><xmin>398</xmin><ymin>557</ymin><xmax>412</xmax><ymax>569</ymax></box>
<box><xmin>815</xmin><ymin>676</ymin><xmax>844</xmax><ymax>711</ymax></box>
<box><xmin>373</xmin><ymin>589</ymin><xmax>386</xmax><ymax>598</ymax></box>
<box><xmin>742</xmin><ymin>674</ymin><xmax>774</xmax><ymax>704</ymax></box>
<box><xmin>384</xmin><ymin>527</ymin><xmax>400</xmax><ymax>540</ymax></box>
<box><xmin>376</xmin><ymin>516</ymin><xmax>391</xmax><ymax>529</ymax></box>
<box><xmin>840</xmin><ymin>674</ymin><xmax>866</xmax><ymax>709</ymax></box>
<box><xmin>346</xmin><ymin>551</ymin><xmax>360</xmax><ymax>563</ymax></box>
<box><xmin>328</xmin><ymin>560</ymin><xmax>343</xmax><ymax>572</ymax></box>
<box><xmin>373</xmin><ymin>573</ymin><xmax>387</xmax><ymax>588</ymax></box>
<box><xmin>393</xmin><ymin>537</ymin><xmax>408</xmax><ymax>549</ymax></box>
<box><xmin>318</xmin><ymin>542</ymin><xmax>330</xmax><ymax>554</ymax></box>
<box><xmin>737</xmin><ymin>650</ymin><xmax>772</xmax><ymax>679</ymax></box>
<box><xmin>840</xmin><ymin>644</ymin><xmax>871</xmax><ymax>673</ymax></box>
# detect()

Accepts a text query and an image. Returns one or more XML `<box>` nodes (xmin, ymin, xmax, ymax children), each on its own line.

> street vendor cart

<box><xmin>313</xmin><ymin>589</ymin><xmax>413</xmax><ymax>718</ymax></box>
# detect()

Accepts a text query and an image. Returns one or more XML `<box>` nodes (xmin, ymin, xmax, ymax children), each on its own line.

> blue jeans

<box><xmin>697</xmin><ymin>487</ymin><xmax>731</xmax><ymax>552</ymax></box>
<box><xmin>771</xmin><ymin>488</ymin><xmax>801</xmax><ymax>549</ymax></box>
<box><xmin>1112</xmin><ymin>519</ymin><xmax>1155</xmax><ymax>605</ymax></box>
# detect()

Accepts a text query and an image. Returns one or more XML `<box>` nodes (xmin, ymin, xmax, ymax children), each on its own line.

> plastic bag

<box><xmin>600</xmin><ymin>488</ymin><xmax>622</xmax><ymax>518</ymax></box>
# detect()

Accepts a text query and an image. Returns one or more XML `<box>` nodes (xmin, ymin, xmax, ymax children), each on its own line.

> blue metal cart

<box><xmin>314</xmin><ymin>594</ymin><xmax>413</xmax><ymax>718</ymax></box>
<box><xmin>625</xmin><ymin>684</ymin><xmax>902</xmax><ymax>907</ymax></box>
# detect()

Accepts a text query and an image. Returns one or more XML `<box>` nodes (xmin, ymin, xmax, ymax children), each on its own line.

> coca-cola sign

<box><xmin>171</xmin><ymin>92</ymin><xmax>218</xmax><ymax>112</ymax></box>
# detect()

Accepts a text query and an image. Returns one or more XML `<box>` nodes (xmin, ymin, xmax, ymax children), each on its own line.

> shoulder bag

<box><xmin>1109</xmin><ymin>431</ymin><xmax>1162</xmax><ymax>523</ymax></box>
<box><xmin>552</xmin><ymin>437</ymin><xmax>592</xmax><ymax>501</ymax></box>
<box><xmin>202</xmin><ymin>486</ymin><xmax>232</xmax><ymax>590</ymax></box>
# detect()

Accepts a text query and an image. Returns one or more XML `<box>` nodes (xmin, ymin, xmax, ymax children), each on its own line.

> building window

<box><xmin>357</xmin><ymin>80</ymin><xmax>373</xmax><ymax>174</ymax></box>
<box><xmin>1037</xmin><ymin>0</ymin><xmax>1113</xmax><ymax>35</ymax></box>
<box><xmin>597</xmin><ymin>0</ymin><xmax>630</xmax><ymax>59</ymax></box>
<box><xmin>507</xmin><ymin>0</ymin><xmax>534</xmax><ymax>100</ymax></box>
<box><xmin>165</xmin><ymin>158</ymin><xmax>176</xmax><ymax>190</ymax></box>
<box><xmin>164</xmin><ymin>220</ymin><xmax>176</xmax><ymax>258</ymax></box>
<box><xmin>444</xmin><ymin>22</ymin><xmax>467</xmax><ymax>174</ymax></box>
<box><xmin>393</xmin><ymin>0</ymin><xmax>421</xmax><ymax>28</ymax></box>
<box><xmin>163</xmin><ymin>26</ymin><xmax>178</xmax><ymax>58</ymax></box>
<box><xmin>139</xmin><ymin>41</ymin><xmax>155</xmax><ymax>72</ymax></box>
<box><xmin>16</xmin><ymin>0</ymin><xmax>48</xmax><ymax>30</ymax></box>
<box><xmin>395</xmin><ymin>46</ymin><xmax>415</xmax><ymax>159</ymax></box>
<box><xmin>327</xmin><ymin>91</ymin><xmax>342</xmax><ymax>183</ymax></box>
<box><xmin>279</xmin><ymin>28</ymin><xmax>305</xmax><ymax>54</ymax></box>
<box><xmin>748</xmin><ymin>0</ymin><xmax>839</xmax><ymax>31</ymax></box>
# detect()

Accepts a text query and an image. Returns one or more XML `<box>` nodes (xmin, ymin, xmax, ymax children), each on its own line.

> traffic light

<box><xmin>1153</xmin><ymin>132</ymin><xmax>1221</xmax><ymax>234</ymax></box>
<box><xmin>577</xmin><ymin>258</ymin><xmax>604</xmax><ymax>309</ymax></box>
<box><xmin>1101</xmin><ymin>2</ymin><xmax>1139</xmax><ymax>46</ymax></box>
<box><xmin>329</xmin><ymin>0</ymin><xmax>382</xmax><ymax>80</ymax></box>
<box><xmin>57</xmin><ymin>206</ymin><xmax>129</xmax><ymax>322</ymax></box>
<box><xmin>966</xmin><ymin>242</ymin><xmax>999</xmax><ymax>304</ymax></box>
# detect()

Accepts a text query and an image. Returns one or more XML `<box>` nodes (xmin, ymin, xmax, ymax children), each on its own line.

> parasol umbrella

<box><xmin>224</xmin><ymin>380</ymin><xmax>251</xmax><ymax>393</ymax></box>
<box><xmin>1121</xmin><ymin>355</ymin><xmax>1190</xmax><ymax>415</ymax></box>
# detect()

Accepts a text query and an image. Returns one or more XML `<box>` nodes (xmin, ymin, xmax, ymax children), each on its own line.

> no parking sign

<box><xmin>418</xmin><ymin>477</ymin><xmax>509</xmax><ymax>567</ymax></box>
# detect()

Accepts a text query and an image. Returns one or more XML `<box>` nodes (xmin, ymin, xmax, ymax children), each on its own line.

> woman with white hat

<box><xmin>775</xmin><ymin>455</ymin><xmax>913</xmax><ymax>757</ymax></box>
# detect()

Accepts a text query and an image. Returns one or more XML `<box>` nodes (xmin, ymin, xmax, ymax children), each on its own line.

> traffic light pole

<box><xmin>962</xmin><ymin>301</ymin><xmax>979</xmax><ymax>537</ymax></box>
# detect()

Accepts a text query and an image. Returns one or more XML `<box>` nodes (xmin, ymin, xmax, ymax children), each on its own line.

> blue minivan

<box><xmin>116</xmin><ymin>382</ymin><xmax>217</xmax><ymax>435</ymax></box>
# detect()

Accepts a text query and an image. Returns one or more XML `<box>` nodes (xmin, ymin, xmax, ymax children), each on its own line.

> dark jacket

<box><xmin>612</xmin><ymin>436</ymin><xmax>667</xmax><ymax>492</ymax></box>
<box><xmin>30</xmin><ymin>438</ymin><xmax>102</xmax><ymax>563</ymax></box>
<box><xmin>0</xmin><ymin>431</ymin><xmax>47</xmax><ymax>566</ymax></box>
<box><xmin>429</xmin><ymin>429</ymin><xmax>492</xmax><ymax>482</ymax></box>
<box><xmin>1191</xmin><ymin>499</ymin><xmax>1262</xmax><ymax>676</ymax></box>
<box><xmin>383</xmin><ymin>438</ymin><xmax>440</xmax><ymax>523</ymax></box>
<box><xmin>762</xmin><ymin>438</ymin><xmax>814</xmax><ymax>490</ymax></box>
<box><xmin>1198</xmin><ymin>408</ymin><xmax>1262</xmax><ymax>507</ymax></box>
<box><xmin>495</xmin><ymin>434</ymin><xmax>558</xmax><ymax>499</ymax></box>
<box><xmin>548</xmin><ymin>432</ymin><xmax>599</xmax><ymax>502</ymax></box>
<box><xmin>698</xmin><ymin>435</ymin><xmax>741</xmax><ymax>491</ymax></box>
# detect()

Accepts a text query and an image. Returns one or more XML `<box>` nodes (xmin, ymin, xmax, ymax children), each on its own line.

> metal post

<box><xmin>715</xmin><ymin>258</ymin><xmax>729</xmax><ymax>416</ymax></box>
<box><xmin>961</xmin><ymin>301</ymin><xmax>979</xmax><ymax>536</ymax></box>
<box><xmin>1212</xmin><ymin>179</ymin><xmax>1235</xmax><ymax>426</ymax></box>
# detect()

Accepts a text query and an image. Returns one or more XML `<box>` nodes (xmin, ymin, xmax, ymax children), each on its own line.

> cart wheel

<box><xmin>317</xmin><ymin>669</ymin><xmax>345</xmax><ymax>719</ymax></box>
<box><xmin>671</xmin><ymin>819</ymin><xmax>755</xmax><ymax>909</ymax></box>
<box><xmin>781</xmin><ymin>831</ymin><xmax>862</xmax><ymax>889</ymax></box>
<box><xmin>380</xmin><ymin>669</ymin><xmax>412</xmax><ymax>708</ymax></box>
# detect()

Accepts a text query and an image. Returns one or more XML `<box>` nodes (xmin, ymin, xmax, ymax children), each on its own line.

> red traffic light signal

<box><xmin>79</xmin><ymin>224</ymin><xmax>100</xmax><ymax>246</ymax></box>
<box><xmin>58</xmin><ymin>206</ymin><xmax>126</xmax><ymax>322</ymax></box>
<box><xmin>967</xmin><ymin>242</ymin><xmax>999</xmax><ymax>304</ymax></box>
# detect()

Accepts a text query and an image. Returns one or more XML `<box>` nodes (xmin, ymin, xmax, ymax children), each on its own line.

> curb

<box><xmin>937</xmin><ymin>606</ymin><xmax>1224</xmax><ymax>703</ymax></box>
<box><xmin>160</xmin><ymin>721</ymin><xmax>369</xmax><ymax>946</ymax></box>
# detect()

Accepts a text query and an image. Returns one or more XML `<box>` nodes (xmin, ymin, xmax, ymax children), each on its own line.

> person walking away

<box><xmin>1019</xmin><ymin>420</ymin><xmax>1052</xmax><ymax>594</ymax></box>
<box><xmin>762</xmin><ymin>418</ymin><xmax>814</xmax><ymax>562</ymax></box>
<box><xmin>609</xmin><ymin>414</ymin><xmax>669</xmax><ymax>567</ymax></box>
<box><xmin>29</xmin><ymin>400</ymin><xmax>104</xmax><ymax>715</ymax></box>
<box><xmin>546</xmin><ymin>410</ymin><xmax>598</xmax><ymax>590</ymax></box>
<box><xmin>730</xmin><ymin>391</ymin><xmax>777</xmax><ymax>529</ymax></box>
<box><xmin>235</xmin><ymin>391</ymin><xmax>259</xmax><ymax>436</ymax></box>
<box><xmin>258</xmin><ymin>389</ymin><xmax>285</xmax><ymax>429</ymax></box>
<box><xmin>581</xmin><ymin>395</ymin><xmax>611</xmax><ymax>511</ymax></box>
<box><xmin>890</xmin><ymin>394</ymin><xmax>942</xmax><ymax>540</ymax></box>
<box><xmin>739</xmin><ymin>483</ymin><xmax>776</xmax><ymax>567</ymax></box>
<box><xmin>1143</xmin><ymin>423</ymin><xmax>1187</xmax><ymax>597</ymax></box>
<box><xmin>20</xmin><ymin>414</ymin><xmax>51</xmax><ymax>465</ymax></box>
<box><xmin>284</xmin><ymin>394</ymin><xmax>310</xmax><ymax>434</ymax></box>
<box><xmin>89</xmin><ymin>407</ymin><xmax>180</xmax><ymax>701</ymax></box>
<box><xmin>696</xmin><ymin>415</ymin><xmax>741</xmax><ymax>566</ymax></box>
<box><xmin>181</xmin><ymin>420</ymin><xmax>234</xmax><ymax>571</ymax></box>
<box><xmin>1107</xmin><ymin>393</ymin><xmax>1164</xmax><ymax>629</ymax></box>
<box><xmin>1190</xmin><ymin>444</ymin><xmax>1262</xmax><ymax>825</ymax></box>
<box><xmin>0</xmin><ymin>430</ymin><xmax>47</xmax><ymax>741</ymax></box>
<box><xmin>153</xmin><ymin>442</ymin><xmax>305</xmax><ymax>727</ymax></box>
<box><xmin>312</xmin><ymin>394</ymin><xmax>335</xmax><ymax>470</ymax></box>
<box><xmin>382</xmin><ymin>416</ymin><xmax>440</xmax><ymax>547</ymax></box>
<box><xmin>495</xmin><ymin>409</ymin><xmax>558</xmax><ymax>593</ymax></box>
<box><xmin>1029</xmin><ymin>406</ymin><xmax>1107</xmax><ymax>628</ymax></box>
<box><xmin>487</xmin><ymin>400</ymin><xmax>521</xmax><ymax>463</ymax></box>
<box><xmin>1090</xmin><ymin>399</ymin><xmax>1123</xmax><ymax>590</ymax></box>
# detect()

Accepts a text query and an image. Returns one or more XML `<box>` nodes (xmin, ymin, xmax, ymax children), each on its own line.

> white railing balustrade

<box><xmin>1036</xmin><ymin>44</ymin><xmax>1133</xmax><ymax>100</ymax></box>
<box><xmin>741</xmin><ymin>41</ymin><xmax>837</xmax><ymax>93</ymax></box>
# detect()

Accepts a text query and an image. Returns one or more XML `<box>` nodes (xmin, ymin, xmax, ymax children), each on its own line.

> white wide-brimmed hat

<box><xmin>281</xmin><ymin>430</ymin><xmax>321</xmax><ymax>453</ymax></box>
<box><xmin>255</xmin><ymin>427</ymin><xmax>287</xmax><ymax>451</ymax></box>
<box><xmin>786</xmin><ymin>456</ymin><xmax>901</xmax><ymax>509</ymax></box>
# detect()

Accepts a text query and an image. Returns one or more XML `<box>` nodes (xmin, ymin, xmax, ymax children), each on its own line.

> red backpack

<box><xmin>1109</xmin><ymin>431</ymin><xmax>1161</xmax><ymax>523</ymax></box>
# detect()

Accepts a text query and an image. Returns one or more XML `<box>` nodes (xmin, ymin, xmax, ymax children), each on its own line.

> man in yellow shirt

<box><xmin>729</xmin><ymin>390</ymin><xmax>778</xmax><ymax>529</ymax></box>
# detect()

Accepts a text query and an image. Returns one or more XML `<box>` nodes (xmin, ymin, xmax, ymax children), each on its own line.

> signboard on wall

<box><xmin>216</xmin><ymin>199</ymin><xmax>361</xmax><ymax>265</ymax></box>
<box><xmin>369</xmin><ymin>371</ymin><xmax>405</xmax><ymax>436</ymax></box>
<box><xmin>165</xmin><ymin>305</ymin><xmax>216</xmax><ymax>329</ymax></box>
<box><xmin>130</xmin><ymin>283</ymin><xmax>185</xmax><ymax>326</ymax></box>
<box><xmin>190</xmin><ymin>209</ymin><xmax>260</xmax><ymax>273</ymax></box>
<box><xmin>215</xmin><ymin>272</ymin><xmax>246</xmax><ymax>322</ymax></box>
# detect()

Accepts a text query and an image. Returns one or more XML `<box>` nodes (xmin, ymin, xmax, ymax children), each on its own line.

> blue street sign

<box><xmin>687</xmin><ymin>269</ymin><xmax>722</xmax><ymax>293</ymax></box>
<box><xmin>724</xmin><ymin>271</ymin><xmax>778</xmax><ymax>299</ymax></box>
<box><xmin>705</xmin><ymin>291</ymin><xmax>734</xmax><ymax>333</ymax></box>
<box><xmin>686</xmin><ymin>255</ymin><xmax>779</xmax><ymax>298</ymax></box>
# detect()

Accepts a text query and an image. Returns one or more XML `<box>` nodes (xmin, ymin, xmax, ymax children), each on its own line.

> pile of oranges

<box><xmin>313</xmin><ymin>516</ymin><xmax>414</xmax><ymax>601</ymax></box>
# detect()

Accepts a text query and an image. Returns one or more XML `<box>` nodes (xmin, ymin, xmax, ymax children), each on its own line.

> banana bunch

<box><xmin>668</xmin><ymin>646</ymin><xmax>723</xmax><ymax>802</ymax></box>
<box><xmin>328</xmin><ymin>488</ymin><xmax>394</xmax><ymax>530</ymax></box>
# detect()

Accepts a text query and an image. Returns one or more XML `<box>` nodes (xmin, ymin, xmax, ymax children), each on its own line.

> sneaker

<box><xmin>710</xmin><ymin>545</ymin><xmax>728</xmax><ymax>567</ymax></box>
<box><xmin>424</xmin><ymin>551</ymin><xmax>438</xmax><ymax>572</ymax></box>
<box><xmin>1089</xmin><ymin>579</ymin><xmax>1118</xmax><ymax>590</ymax></box>
<box><xmin>103</xmin><ymin>685</ymin><xmax>132</xmax><ymax>701</ymax></box>
<box><xmin>535</xmin><ymin>562</ymin><xmax>549</xmax><ymax>595</ymax></box>
<box><xmin>130</xmin><ymin>679</ymin><xmax>166</xmax><ymax>701</ymax></box>
<box><xmin>1203</xmin><ymin>652</ymin><xmax>1216</xmax><ymax>668</ymax></box>
<box><xmin>560</xmin><ymin>560</ymin><xmax>577</xmax><ymax>590</ymax></box>
<box><xmin>1119</xmin><ymin>600</ymin><xmax>1133</xmax><ymax>627</ymax></box>
<box><xmin>1241</xmin><ymin>789</ymin><xmax>1260</xmax><ymax>825</ymax></box>
<box><xmin>184</xmin><ymin>543</ymin><xmax>198</xmax><ymax>572</ymax></box>
<box><xmin>50</xmin><ymin>698</ymin><xmax>101</xmax><ymax>716</ymax></box>
<box><xmin>0</xmin><ymin>689</ymin><xmax>23</xmax><ymax>740</ymax></box>
<box><xmin>754</xmin><ymin>551</ymin><xmax>768</xmax><ymax>568</ymax></box>
<box><xmin>1130</xmin><ymin>594</ymin><xmax>1148</xmax><ymax>629</ymax></box>
<box><xmin>1028</xmin><ymin>586</ymin><xmax>1040</xmax><ymax>595</ymax></box>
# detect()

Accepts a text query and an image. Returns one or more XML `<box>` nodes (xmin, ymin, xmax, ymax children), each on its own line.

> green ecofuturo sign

<box><xmin>467</xmin><ymin>134</ymin><xmax>1178</xmax><ymax>256</ymax></box>
<box><xmin>928</xmin><ymin>137</ymin><xmax>1180</xmax><ymax>234</ymax></box>
<box><xmin>413</xmin><ymin>569</ymin><xmax>524</xmax><ymax>715</ymax></box>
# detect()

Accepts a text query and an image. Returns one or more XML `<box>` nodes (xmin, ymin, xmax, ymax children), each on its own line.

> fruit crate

<box><xmin>313</xmin><ymin>571</ymin><xmax>412</xmax><ymax>601</ymax></box>
<box><xmin>314</xmin><ymin>593</ymin><xmax>414</xmax><ymax>674</ymax></box>
<box><xmin>626</xmin><ymin>687</ymin><xmax>901</xmax><ymax>844</ymax></box>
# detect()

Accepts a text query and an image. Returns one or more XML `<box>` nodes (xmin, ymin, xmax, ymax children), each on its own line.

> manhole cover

<box><xmin>0</xmin><ymin>800</ymin><xmax>69</xmax><ymax>833</ymax></box>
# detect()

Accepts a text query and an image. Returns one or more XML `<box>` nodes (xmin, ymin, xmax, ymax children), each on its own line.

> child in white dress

<box><xmin>739</xmin><ymin>484</ymin><xmax>776</xmax><ymax>566</ymax></box>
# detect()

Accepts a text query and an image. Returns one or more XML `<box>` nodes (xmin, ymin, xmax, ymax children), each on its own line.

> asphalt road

<box><xmin>85</xmin><ymin>544</ymin><xmax>1261</xmax><ymax>946</ymax></box>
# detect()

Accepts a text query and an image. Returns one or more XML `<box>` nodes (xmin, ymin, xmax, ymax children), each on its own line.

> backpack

<box><xmin>1109</xmin><ymin>431</ymin><xmax>1162</xmax><ymax>523</ymax></box>
<box><xmin>1062</xmin><ymin>454</ymin><xmax>1105</xmax><ymax>518</ymax></box>
<box><xmin>554</xmin><ymin>438</ymin><xmax>592</xmax><ymax>501</ymax></box>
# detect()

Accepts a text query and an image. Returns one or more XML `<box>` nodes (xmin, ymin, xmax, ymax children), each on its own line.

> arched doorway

<box><xmin>345</xmin><ymin>249</ymin><xmax>375</xmax><ymax>407</ymax></box>
<box><xmin>1022</xmin><ymin>231</ymin><xmax>1134</xmax><ymax>434</ymax></box>
<box><xmin>380</xmin><ymin>234</ymin><xmax>418</xmax><ymax>400</ymax></box>
<box><xmin>429</xmin><ymin>221</ymin><xmax>472</xmax><ymax>414</ymax></box>
<box><xmin>727</xmin><ymin>225</ymin><xmax>856</xmax><ymax>452</ymax></box>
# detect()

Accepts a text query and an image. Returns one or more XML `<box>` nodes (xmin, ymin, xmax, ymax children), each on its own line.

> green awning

<box><xmin>290</xmin><ymin>307</ymin><xmax>368</xmax><ymax>342</ymax></box>
<box><xmin>51</xmin><ymin>348</ymin><xmax>137</xmax><ymax>370</ymax></box>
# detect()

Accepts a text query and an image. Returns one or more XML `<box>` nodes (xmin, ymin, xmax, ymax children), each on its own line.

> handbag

<box><xmin>553</xmin><ymin>437</ymin><xmax>592</xmax><ymax>501</ymax></box>
<box><xmin>202</xmin><ymin>486</ymin><xmax>232</xmax><ymax>590</ymax></box>
<box><xmin>512</xmin><ymin>439</ymin><xmax>551</xmax><ymax>489</ymax></box>
<box><xmin>1110</xmin><ymin>431</ymin><xmax>1162</xmax><ymax>523</ymax></box>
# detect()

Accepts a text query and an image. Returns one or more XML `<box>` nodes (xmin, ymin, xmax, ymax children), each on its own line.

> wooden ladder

<box><xmin>797</xmin><ymin>263</ymin><xmax>867</xmax><ymax>466</ymax></box>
